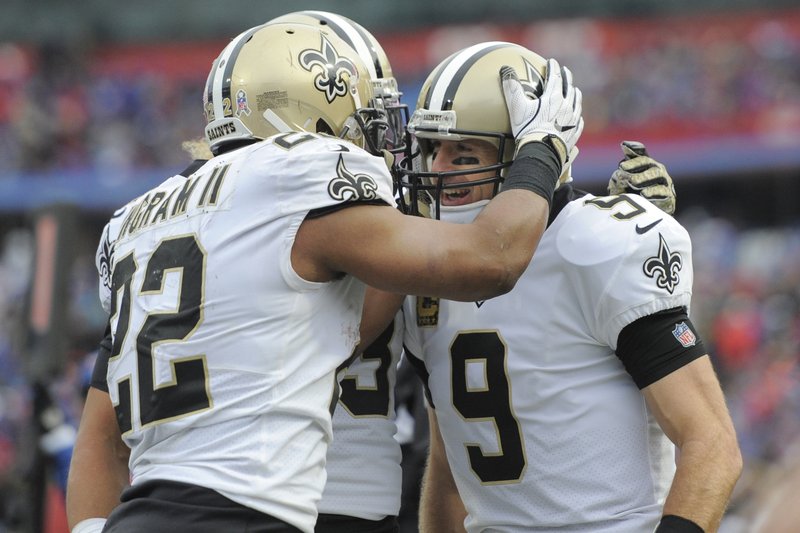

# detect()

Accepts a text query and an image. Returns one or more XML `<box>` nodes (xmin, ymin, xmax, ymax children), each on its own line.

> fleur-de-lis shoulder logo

<box><xmin>643</xmin><ymin>233</ymin><xmax>683</xmax><ymax>294</ymax></box>
<box><xmin>98</xmin><ymin>226</ymin><xmax>114</xmax><ymax>291</ymax></box>
<box><xmin>98</xmin><ymin>207</ymin><xmax>125</xmax><ymax>291</ymax></box>
<box><xmin>300</xmin><ymin>35</ymin><xmax>357</xmax><ymax>104</ymax></box>
<box><xmin>328</xmin><ymin>155</ymin><xmax>379</xmax><ymax>202</ymax></box>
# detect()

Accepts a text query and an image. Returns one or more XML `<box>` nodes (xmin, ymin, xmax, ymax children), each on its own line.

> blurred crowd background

<box><xmin>0</xmin><ymin>1</ymin><xmax>799</xmax><ymax>531</ymax></box>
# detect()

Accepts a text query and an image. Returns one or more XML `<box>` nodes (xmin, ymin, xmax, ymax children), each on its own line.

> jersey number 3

<box><xmin>109</xmin><ymin>235</ymin><xmax>211</xmax><ymax>434</ymax></box>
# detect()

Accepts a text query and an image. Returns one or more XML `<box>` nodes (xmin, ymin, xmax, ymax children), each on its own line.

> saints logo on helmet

<box><xmin>395</xmin><ymin>42</ymin><xmax>548</xmax><ymax>217</ymax></box>
<box><xmin>202</xmin><ymin>22</ymin><xmax>388</xmax><ymax>156</ymax></box>
<box><xmin>300</xmin><ymin>35</ymin><xmax>359</xmax><ymax>104</ymax></box>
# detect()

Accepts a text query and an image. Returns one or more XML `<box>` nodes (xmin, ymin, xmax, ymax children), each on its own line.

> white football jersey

<box><xmin>318</xmin><ymin>313</ymin><xmax>404</xmax><ymax>520</ymax></box>
<box><xmin>95</xmin><ymin>133</ymin><xmax>394</xmax><ymax>533</ymax></box>
<box><xmin>404</xmin><ymin>193</ymin><xmax>692</xmax><ymax>533</ymax></box>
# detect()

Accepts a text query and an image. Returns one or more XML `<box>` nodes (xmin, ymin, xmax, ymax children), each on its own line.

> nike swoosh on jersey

<box><xmin>636</xmin><ymin>218</ymin><xmax>663</xmax><ymax>234</ymax></box>
<box><xmin>475</xmin><ymin>300</ymin><xmax>485</xmax><ymax>308</ymax></box>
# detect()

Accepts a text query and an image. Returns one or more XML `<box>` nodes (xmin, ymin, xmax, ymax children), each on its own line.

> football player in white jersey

<box><xmin>256</xmin><ymin>16</ymin><xmax>681</xmax><ymax>533</ymax></box>
<box><xmin>264</xmin><ymin>12</ymin><xmax>408</xmax><ymax>533</ymax></box>
<box><xmin>65</xmin><ymin>20</ymin><xmax>585</xmax><ymax>533</ymax></box>
<box><xmin>396</xmin><ymin>42</ymin><xmax>742</xmax><ymax>533</ymax></box>
<box><xmin>263</xmin><ymin>12</ymin><xmax>409</xmax><ymax>533</ymax></box>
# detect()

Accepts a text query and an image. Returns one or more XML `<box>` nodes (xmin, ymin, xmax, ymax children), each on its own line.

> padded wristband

<box><xmin>655</xmin><ymin>515</ymin><xmax>704</xmax><ymax>533</ymax></box>
<box><xmin>501</xmin><ymin>141</ymin><xmax>562</xmax><ymax>206</ymax></box>
<box><xmin>72</xmin><ymin>518</ymin><xmax>107</xmax><ymax>533</ymax></box>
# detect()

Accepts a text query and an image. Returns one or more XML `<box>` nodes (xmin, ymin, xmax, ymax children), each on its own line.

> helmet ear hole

<box><xmin>316</xmin><ymin>119</ymin><xmax>334</xmax><ymax>135</ymax></box>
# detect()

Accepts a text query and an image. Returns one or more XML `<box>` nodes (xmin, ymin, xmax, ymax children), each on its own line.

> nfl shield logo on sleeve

<box><xmin>672</xmin><ymin>322</ymin><xmax>697</xmax><ymax>348</ymax></box>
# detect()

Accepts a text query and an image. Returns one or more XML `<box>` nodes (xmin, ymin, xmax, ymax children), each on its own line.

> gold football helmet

<box><xmin>396</xmin><ymin>42</ymin><xmax>548</xmax><ymax>216</ymax></box>
<box><xmin>266</xmin><ymin>11</ymin><xmax>408</xmax><ymax>155</ymax></box>
<box><xmin>203</xmin><ymin>22</ymin><xmax>387</xmax><ymax>155</ymax></box>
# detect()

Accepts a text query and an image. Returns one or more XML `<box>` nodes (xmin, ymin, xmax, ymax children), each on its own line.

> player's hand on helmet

<box><xmin>608</xmin><ymin>141</ymin><xmax>676</xmax><ymax>215</ymax></box>
<box><xmin>500</xmin><ymin>58</ymin><xmax>584</xmax><ymax>167</ymax></box>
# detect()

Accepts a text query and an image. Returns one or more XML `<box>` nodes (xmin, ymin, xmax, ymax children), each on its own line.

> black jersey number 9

<box><xmin>109</xmin><ymin>235</ymin><xmax>210</xmax><ymax>434</ymax></box>
<box><xmin>451</xmin><ymin>331</ymin><xmax>526</xmax><ymax>484</ymax></box>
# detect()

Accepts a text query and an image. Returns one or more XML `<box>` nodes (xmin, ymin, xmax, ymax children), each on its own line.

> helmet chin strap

<box><xmin>556</xmin><ymin>145</ymin><xmax>579</xmax><ymax>189</ymax></box>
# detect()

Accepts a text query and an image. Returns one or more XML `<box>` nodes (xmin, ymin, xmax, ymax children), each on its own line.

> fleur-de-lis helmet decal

<box><xmin>300</xmin><ymin>35</ymin><xmax>358</xmax><ymax>104</ymax></box>
<box><xmin>643</xmin><ymin>234</ymin><xmax>683</xmax><ymax>294</ymax></box>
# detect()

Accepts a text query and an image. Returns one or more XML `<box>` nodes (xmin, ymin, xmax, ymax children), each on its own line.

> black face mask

<box><xmin>338</xmin><ymin>107</ymin><xmax>392</xmax><ymax>157</ymax></box>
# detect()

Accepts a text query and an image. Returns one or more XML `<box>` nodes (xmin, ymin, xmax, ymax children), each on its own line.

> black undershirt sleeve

<box><xmin>616</xmin><ymin>307</ymin><xmax>707</xmax><ymax>389</ymax></box>
<box><xmin>180</xmin><ymin>159</ymin><xmax>207</xmax><ymax>177</ymax></box>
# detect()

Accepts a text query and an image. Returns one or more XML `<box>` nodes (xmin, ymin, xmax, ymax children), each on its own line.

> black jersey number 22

<box><xmin>109</xmin><ymin>235</ymin><xmax>210</xmax><ymax>434</ymax></box>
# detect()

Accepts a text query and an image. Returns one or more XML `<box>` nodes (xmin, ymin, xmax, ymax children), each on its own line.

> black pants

<box><xmin>103</xmin><ymin>480</ymin><xmax>302</xmax><ymax>533</ymax></box>
<box><xmin>315</xmin><ymin>513</ymin><xmax>399</xmax><ymax>533</ymax></box>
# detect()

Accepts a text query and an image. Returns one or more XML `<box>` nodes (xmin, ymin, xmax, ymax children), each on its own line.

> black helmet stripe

<box><xmin>208</xmin><ymin>24</ymin><xmax>263</xmax><ymax>119</ymax></box>
<box><xmin>423</xmin><ymin>42</ymin><xmax>513</xmax><ymax>111</ymax></box>
<box><xmin>204</xmin><ymin>55</ymin><xmax>221</xmax><ymax>112</ymax></box>
<box><xmin>305</xmin><ymin>11</ymin><xmax>382</xmax><ymax>80</ymax></box>
<box><xmin>348</xmin><ymin>23</ymin><xmax>384</xmax><ymax>78</ymax></box>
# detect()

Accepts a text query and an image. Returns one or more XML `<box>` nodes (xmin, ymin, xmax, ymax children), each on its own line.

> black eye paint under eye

<box><xmin>452</xmin><ymin>157</ymin><xmax>480</xmax><ymax>165</ymax></box>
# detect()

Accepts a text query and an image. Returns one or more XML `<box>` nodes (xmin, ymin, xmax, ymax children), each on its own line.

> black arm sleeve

<box><xmin>616</xmin><ymin>307</ymin><xmax>707</xmax><ymax>389</ymax></box>
<box><xmin>91</xmin><ymin>323</ymin><xmax>113</xmax><ymax>392</ymax></box>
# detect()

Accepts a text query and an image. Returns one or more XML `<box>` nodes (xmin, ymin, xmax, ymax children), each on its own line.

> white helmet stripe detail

<box><xmin>305</xmin><ymin>11</ymin><xmax>379</xmax><ymax>80</ymax></box>
<box><xmin>426</xmin><ymin>41</ymin><xmax>511</xmax><ymax>110</ymax></box>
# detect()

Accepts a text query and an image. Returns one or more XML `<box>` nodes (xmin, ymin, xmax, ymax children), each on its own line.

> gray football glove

<box><xmin>608</xmin><ymin>141</ymin><xmax>676</xmax><ymax>215</ymax></box>
<box><xmin>501</xmin><ymin>58</ymin><xmax>584</xmax><ymax>168</ymax></box>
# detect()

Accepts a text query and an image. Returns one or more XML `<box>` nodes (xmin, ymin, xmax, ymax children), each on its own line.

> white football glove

<box><xmin>608</xmin><ymin>141</ymin><xmax>676</xmax><ymax>215</ymax></box>
<box><xmin>500</xmin><ymin>58</ymin><xmax>584</xmax><ymax>167</ymax></box>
